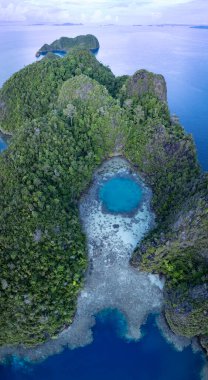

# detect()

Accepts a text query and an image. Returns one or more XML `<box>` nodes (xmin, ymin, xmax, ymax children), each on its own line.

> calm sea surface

<box><xmin>0</xmin><ymin>312</ymin><xmax>205</xmax><ymax>380</ymax></box>
<box><xmin>99</xmin><ymin>176</ymin><xmax>143</xmax><ymax>213</ymax></box>
<box><xmin>0</xmin><ymin>24</ymin><xmax>207</xmax><ymax>379</ymax></box>
<box><xmin>0</xmin><ymin>24</ymin><xmax>207</xmax><ymax>169</ymax></box>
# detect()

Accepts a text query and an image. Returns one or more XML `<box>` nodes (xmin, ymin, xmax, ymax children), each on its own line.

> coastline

<box><xmin>0</xmin><ymin>157</ymin><xmax>205</xmax><ymax>369</ymax></box>
<box><xmin>0</xmin><ymin>127</ymin><xmax>12</xmax><ymax>147</ymax></box>
<box><xmin>0</xmin><ymin>127</ymin><xmax>12</xmax><ymax>136</ymax></box>
<box><xmin>0</xmin><ymin>157</ymin><xmax>164</xmax><ymax>363</ymax></box>
<box><xmin>0</xmin><ymin>32</ymin><xmax>206</xmax><ymax>378</ymax></box>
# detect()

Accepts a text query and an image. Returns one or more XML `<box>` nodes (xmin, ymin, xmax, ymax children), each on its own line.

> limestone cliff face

<box><xmin>123</xmin><ymin>68</ymin><xmax>208</xmax><ymax>355</ymax></box>
<box><xmin>125</xmin><ymin>69</ymin><xmax>167</xmax><ymax>102</ymax></box>
<box><xmin>132</xmin><ymin>173</ymin><xmax>208</xmax><ymax>349</ymax></box>
<box><xmin>200</xmin><ymin>335</ymin><xmax>208</xmax><ymax>355</ymax></box>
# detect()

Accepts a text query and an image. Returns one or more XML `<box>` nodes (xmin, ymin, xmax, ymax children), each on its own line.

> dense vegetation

<box><xmin>122</xmin><ymin>72</ymin><xmax>207</xmax><ymax>350</ymax></box>
<box><xmin>132</xmin><ymin>173</ymin><xmax>208</xmax><ymax>347</ymax></box>
<box><xmin>36</xmin><ymin>34</ymin><xmax>100</xmax><ymax>57</ymax></box>
<box><xmin>122</xmin><ymin>91</ymin><xmax>200</xmax><ymax>219</ymax></box>
<box><xmin>0</xmin><ymin>50</ymin><xmax>117</xmax><ymax>133</ymax></box>
<box><xmin>0</xmin><ymin>44</ymin><xmax>207</xmax><ymax>352</ymax></box>
<box><xmin>0</xmin><ymin>119</ymin><xmax>87</xmax><ymax>345</ymax></box>
<box><xmin>0</xmin><ymin>73</ymin><xmax>127</xmax><ymax>345</ymax></box>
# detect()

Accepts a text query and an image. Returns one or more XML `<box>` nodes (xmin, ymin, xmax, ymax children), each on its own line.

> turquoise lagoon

<box><xmin>0</xmin><ymin>136</ymin><xmax>7</xmax><ymax>152</ymax></box>
<box><xmin>99</xmin><ymin>177</ymin><xmax>142</xmax><ymax>213</ymax></box>
<box><xmin>0</xmin><ymin>24</ymin><xmax>207</xmax><ymax>379</ymax></box>
<box><xmin>0</xmin><ymin>159</ymin><xmax>206</xmax><ymax>379</ymax></box>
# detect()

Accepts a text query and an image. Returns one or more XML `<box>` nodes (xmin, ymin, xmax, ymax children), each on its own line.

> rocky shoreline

<box><xmin>0</xmin><ymin>157</ymin><xmax>165</xmax><ymax>362</ymax></box>
<box><xmin>1</xmin><ymin>157</ymin><xmax>205</xmax><ymax>374</ymax></box>
<box><xmin>0</xmin><ymin>45</ymin><xmax>207</xmax><ymax>376</ymax></box>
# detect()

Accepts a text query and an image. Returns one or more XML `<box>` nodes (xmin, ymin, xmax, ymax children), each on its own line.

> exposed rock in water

<box><xmin>200</xmin><ymin>335</ymin><xmax>208</xmax><ymax>356</ymax></box>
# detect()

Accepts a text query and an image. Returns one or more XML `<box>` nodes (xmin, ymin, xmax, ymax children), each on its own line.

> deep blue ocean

<box><xmin>0</xmin><ymin>23</ymin><xmax>207</xmax><ymax>169</ymax></box>
<box><xmin>0</xmin><ymin>312</ymin><xmax>205</xmax><ymax>380</ymax></box>
<box><xmin>0</xmin><ymin>23</ymin><xmax>207</xmax><ymax>379</ymax></box>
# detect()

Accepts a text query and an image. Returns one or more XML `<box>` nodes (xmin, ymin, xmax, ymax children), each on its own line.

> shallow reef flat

<box><xmin>77</xmin><ymin>157</ymin><xmax>164</xmax><ymax>342</ymax></box>
<box><xmin>0</xmin><ymin>45</ymin><xmax>207</xmax><ymax>365</ymax></box>
<box><xmin>0</xmin><ymin>157</ymin><xmax>165</xmax><ymax>362</ymax></box>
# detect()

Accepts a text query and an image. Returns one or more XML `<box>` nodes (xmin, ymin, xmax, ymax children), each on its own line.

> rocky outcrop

<box><xmin>124</xmin><ymin>67</ymin><xmax>207</xmax><ymax>354</ymax></box>
<box><xmin>200</xmin><ymin>335</ymin><xmax>208</xmax><ymax>355</ymax></box>
<box><xmin>125</xmin><ymin>69</ymin><xmax>167</xmax><ymax>102</ymax></box>
<box><xmin>132</xmin><ymin>173</ymin><xmax>208</xmax><ymax>349</ymax></box>
<box><xmin>36</xmin><ymin>34</ymin><xmax>100</xmax><ymax>57</ymax></box>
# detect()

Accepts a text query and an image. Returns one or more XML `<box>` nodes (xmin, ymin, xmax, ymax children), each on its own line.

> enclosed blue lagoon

<box><xmin>0</xmin><ymin>158</ymin><xmax>206</xmax><ymax>380</ymax></box>
<box><xmin>0</xmin><ymin>136</ymin><xmax>7</xmax><ymax>152</ymax></box>
<box><xmin>99</xmin><ymin>177</ymin><xmax>142</xmax><ymax>213</ymax></box>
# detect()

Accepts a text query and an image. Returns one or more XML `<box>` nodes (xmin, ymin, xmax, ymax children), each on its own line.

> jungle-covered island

<box><xmin>35</xmin><ymin>34</ymin><xmax>100</xmax><ymax>57</ymax></box>
<box><xmin>0</xmin><ymin>36</ymin><xmax>207</xmax><ymax>358</ymax></box>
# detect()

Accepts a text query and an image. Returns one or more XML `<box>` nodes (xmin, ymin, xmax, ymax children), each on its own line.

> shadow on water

<box><xmin>0</xmin><ymin>310</ymin><xmax>205</xmax><ymax>380</ymax></box>
<box><xmin>38</xmin><ymin>48</ymin><xmax>99</xmax><ymax>59</ymax></box>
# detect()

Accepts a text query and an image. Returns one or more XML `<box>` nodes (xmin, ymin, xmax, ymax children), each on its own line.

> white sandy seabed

<box><xmin>0</xmin><ymin>157</ymin><xmax>206</xmax><ymax>375</ymax></box>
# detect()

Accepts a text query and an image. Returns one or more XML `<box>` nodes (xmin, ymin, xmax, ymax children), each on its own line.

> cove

<box><xmin>99</xmin><ymin>176</ymin><xmax>142</xmax><ymax>213</ymax></box>
<box><xmin>0</xmin><ymin>157</ymin><xmax>206</xmax><ymax>380</ymax></box>
<box><xmin>0</xmin><ymin>311</ymin><xmax>205</xmax><ymax>380</ymax></box>
<box><xmin>0</xmin><ymin>136</ymin><xmax>7</xmax><ymax>152</ymax></box>
<box><xmin>0</xmin><ymin>157</ymin><xmax>164</xmax><ymax>361</ymax></box>
<box><xmin>38</xmin><ymin>48</ymin><xmax>99</xmax><ymax>59</ymax></box>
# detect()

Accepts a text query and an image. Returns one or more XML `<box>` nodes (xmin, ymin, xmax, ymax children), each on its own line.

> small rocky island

<box><xmin>35</xmin><ymin>34</ymin><xmax>100</xmax><ymax>57</ymax></box>
<box><xmin>0</xmin><ymin>36</ymin><xmax>207</xmax><ymax>362</ymax></box>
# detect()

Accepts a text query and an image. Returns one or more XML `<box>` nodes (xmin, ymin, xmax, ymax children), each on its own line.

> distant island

<box><xmin>191</xmin><ymin>25</ymin><xmax>208</xmax><ymax>29</ymax></box>
<box><xmin>53</xmin><ymin>23</ymin><xmax>83</xmax><ymax>26</ymax></box>
<box><xmin>133</xmin><ymin>24</ymin><xmax>201</xmax><ymax>28</ymax></box>
<box><xmin>32</xmin><ymin>22</ymin><xmax>83</xmax><ymax>26</ymax></box>
<box><xmin>35</xmin><ymin>34</ymin><xmax>99</xmax><ymax>57</ymax></box>
<box><xmin>148</xmin><ymin>24</ymin><xmax>192</xmax><ymax>27</ymax></box>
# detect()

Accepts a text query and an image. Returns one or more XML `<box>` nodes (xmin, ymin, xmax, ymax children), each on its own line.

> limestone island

<box><xmin>0</xmin><ymin>37</ymin><xmax>207</xmax><ymax>363</ymax></box>
<box><xmin>35</xmin><ymin>34</ymin><xmax>100</xmax><ymax>57</ymax></box>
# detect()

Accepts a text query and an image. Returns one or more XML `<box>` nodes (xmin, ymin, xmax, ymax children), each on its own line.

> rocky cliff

<box><xmin>125</xmin><ymin>69</ymin><xmax>167</xmax><ymax>102</ymax></box>
<box><xmin>35</xmin><ymin>34</ymin><xmax>100</xmax><ymax>57</ymax></box>
<box><xmin>0</xmin><ymin>46</ymin><xmax>207</xmax><ymax>356</ymax></box>
<box><xmin>119</xmin><ymin>68</ymin><xmax>208</xmax><ymax>355</ymax></box>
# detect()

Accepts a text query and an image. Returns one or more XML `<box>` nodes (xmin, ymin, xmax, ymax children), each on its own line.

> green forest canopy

<box><xmin>0</xmin><ymin>47</ymin><xmax>207</xmax><ymax>350</ymax></box>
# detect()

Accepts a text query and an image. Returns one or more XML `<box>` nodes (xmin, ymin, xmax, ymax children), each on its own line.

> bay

<box><xmin>0</xmin><ymin>312</ymin><xmax>205</xmax><ymax>380</ymax></box>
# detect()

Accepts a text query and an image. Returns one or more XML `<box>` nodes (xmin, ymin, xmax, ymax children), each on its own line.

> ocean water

<box><xmin>0</xmin><ymin>136</ymin><xmax>7</xmax><ymax>152</ymax></box>
<box><xmin>99</xmin><ymin>176</ymin><xmax>142</xmax><ymax>213</ymax></box>
<box><xmin>0</xmin><ymin>24</ymin><xmax>207</xmax><ymax>379</ymax></box>
<box><xmin>0</xmin><ymin>312</ymin><xmax>204</xmax><ymax>380</ymax></box>
<box><xmin>0</xmin><ymin>23</ymin><xmax>207</xmax><ymax>169</ymax></box>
